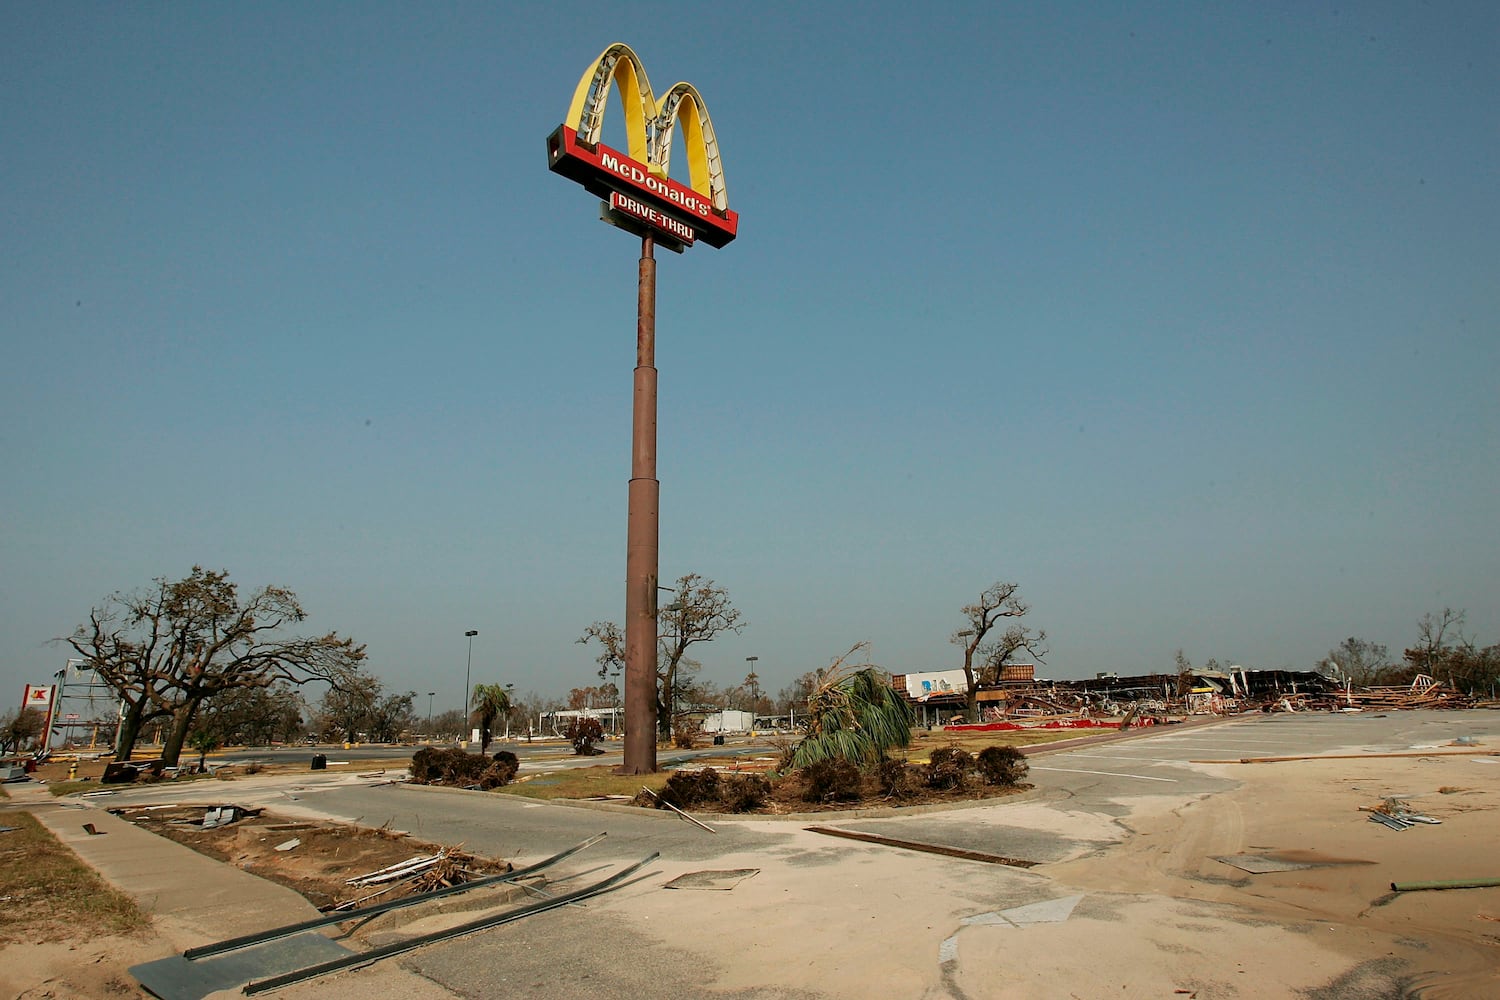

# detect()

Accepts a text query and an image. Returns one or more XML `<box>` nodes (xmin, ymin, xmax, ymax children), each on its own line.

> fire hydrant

<box><xmin>68</xmin><ymin>762</ymin><xmax>78</xmax><ymax>780</ymax></box>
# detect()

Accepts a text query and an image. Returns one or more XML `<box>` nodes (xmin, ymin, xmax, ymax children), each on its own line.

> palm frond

<box><xmin>790</xmin><ymin>644</ymin><xmax>912</xmax><ymax>770</ymax></box>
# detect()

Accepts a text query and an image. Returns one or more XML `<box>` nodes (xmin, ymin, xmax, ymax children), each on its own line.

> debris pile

<box><xmin>1334</xmin><ymin>675</ymin><xmax>1473</xmax><ymax>712</ymax></box>
<box><xmin>1365</xmin><ymin>797</ymin><xmax>1441</xmax><ymax>832</ymax></box>
<box><xmin>900</xmin><ymin>667</ymin><xmax>1482</xmax><ymax>727</ymax></box>
<box><xmin>336</xmin><ymin>846</ymin><xmax>504</xmax><ymax>909</ymax></box>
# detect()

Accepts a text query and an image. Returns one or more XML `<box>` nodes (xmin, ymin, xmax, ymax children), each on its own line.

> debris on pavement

<box><xmin>1390</xmin><ymin>878</ymin><xmax>1500</xmax><ymax>893</ymax></box>
<box><xmin>347</xmin><ymin>853</ymin><xmax>446</xmax><ymax>886</ymax></box>
<box><xmin>806</xmin><ymin>825</ymin><xmax>1038</xmax><ymax>868</ymax></box>
<box><xmin>664</xmin><ymin>869</ymin><xmax>760</xmax><ymax>890</ymax></box>
<box><xmin>639</xmin><ymin>785</ymin><xmax>717</xmax><ymax>833</ymax></box>
<box><xmin>1365</xmin><ymin>797</ymin><xmax>1440</xmax><ymax>831</ymax></box>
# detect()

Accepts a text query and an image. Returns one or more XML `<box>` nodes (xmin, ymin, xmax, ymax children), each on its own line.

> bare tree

<box><xmin>197</xmin><ymin>683</ymin><xmax>306</xmax><ymax>747</ymax></box>
<box><xmin>577</xmin><ymin>621</ymin><xmax>625</xmax><ymax>677</ymax></box>
<box><xmin>65</xmin><ymin>567</ymin><xmax>365</xmax><ymax>765</ymax></box>
<box><xmin>951</xmin><ymin>581</ymin><xmax>1046</xmax><ymax>721</ymax></box>
<box><xmin>1</xmin><ymin>707</ymin><xmax>44</xmax><ymax>755</ymax></box>
<box><xmin>777</xmin><ymin>670</ymin><xmax>821</xmax><ymax>717</ymax></box>
<box><xmin>315</xmin><ymin>674</ymin><xmax>412</xmax><ymax>743</ymax></box>
<box><xmin>1404</xmin><ymin>608</ymin><xmax>1466</xmax><ymax>678</ymax></box>
<box><xmin>1319</xmin><ymin>637</ymin><xmax>1394</xmax><ymax>686</ymax></box>
<box><xmin>577</xmin><ymin>573</ymin><xmax>745</xmax><ymax>738</ymax></box>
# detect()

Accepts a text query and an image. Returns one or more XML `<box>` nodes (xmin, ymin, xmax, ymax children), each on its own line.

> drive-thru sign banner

<box><xmin>547</xmin><ymin>42</ymin><xmax>738</xmax><ymax>248</ymax></box>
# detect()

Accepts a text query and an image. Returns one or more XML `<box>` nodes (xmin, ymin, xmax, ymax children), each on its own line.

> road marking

<box><xmin>1061</xmin><ymin>753</ymin><xmax>1198</xmax><ymax>764</ymax></box>
<box><xmin>1147</xmin><ymin>737</ymin><xmax>1301</xmax><ymax>746</ymax></box>
<box><xmin>1029</xmin><ymin>765</ymin><xmax>1178</xmax><ymax>783</ymax></box>
<box><xmin>1124</xmin><ymin>744</ymin><xmax>1296</xmax><ymax>753</ymax></box>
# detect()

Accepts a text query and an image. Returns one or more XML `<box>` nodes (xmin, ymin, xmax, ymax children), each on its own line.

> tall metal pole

<box><xmin>623</xmin><ymin>232</ymin><xmax>659</xmax><ymax>774</ymax></box>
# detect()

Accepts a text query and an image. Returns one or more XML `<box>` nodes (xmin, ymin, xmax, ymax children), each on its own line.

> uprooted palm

<box><xmin>469</xmin><ymin>683</ymin><xmax>511</xmax><ymax>755</ymax></box>
<box><xmin>790</xmin><ymin>643</ymin><xmax>913</xmax><ymax>770</ymax></box>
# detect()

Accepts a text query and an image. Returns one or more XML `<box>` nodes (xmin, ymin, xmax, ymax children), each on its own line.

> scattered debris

<box><xmin>134</xmin><ymin>843</ymin><xmax>655</xmax><ymax>997</ymax></box>
<box><xmin>664</xmin><ymin>869</ymin><xmax>760</xmax><ymax>891</ymax></box>
<box><xmin>1195</xmin><ymin>749</ymin><xmax>1494</xmax><ymax>764</ymax></box>
<box><xmin>82</xmin><ymin>823</ymin><xmax>105</xmax><ymax>836</ymax></box>
<box><xmin>347</xmin><ymin>853</ymin><xmax>445</xmax><ymax>886</ymax></box>
<box><xmin>274</xmin><ymin>839</ymin><xmax>301</xmax><ymax>852</ymax></box>
<box><xmin>1364</xmin><ymin>797</ymin><xmax>1440</xmax><ymax>831</ymax></box>
<box><xmin>1216</xmin><ymin>855</ymin><xmax>1321</xmax><ymax>874</ymax></box>
<box><xmin>1391</xmin><ymin>878</ymin><xmax>1500</xmax><ymax>893</ymax></box>
<box><xmin>0</xmin><ymin>826</ymin><xmax>18</xmax><ymax>834</ymax></box>
<box><xmin>202</xmin><ymin>807</ymin><xmax>234</xmax><ymax>829</ymax></box>
<box><xmin>806</xmin><ymin>826</ymin><xmax>1038</xmax><ymax>868</ymax></box>
<box><xmin>408</xmin><ymin>852</ymin><xmax>491</xmax><ymax>893</ymax></box>
<box><xmin>640</xmin><ymin>785</ymin><xmax>717</xmax><ymax>833</ymax></box>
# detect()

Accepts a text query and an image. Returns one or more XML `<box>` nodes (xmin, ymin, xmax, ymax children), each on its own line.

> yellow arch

<box><xmin>566</xmin><ymin>42</ymin><xmax>656</xmax><ymax>166</ymax></box>
<box><xmin>653</xmin><ymin>82</ymin><xmax>729</xmax><ymax>212</ymax></box>
<box><xmin>566</xmin><ymin>43</ymin><xmax>730</xmax><ymax>214</ymax></box>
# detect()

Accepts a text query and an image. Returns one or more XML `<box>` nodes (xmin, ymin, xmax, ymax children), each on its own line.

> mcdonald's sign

<box><xmin>547</xmin><ymin>43</ymin><xmax>739</xmax><ymax>249</ymax></box>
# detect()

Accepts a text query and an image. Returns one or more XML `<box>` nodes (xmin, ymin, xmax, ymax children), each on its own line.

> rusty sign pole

<box><xmin>622</xmin><ymin>232</ymin><xmax>659</xmax><ymax>774</ymax></box>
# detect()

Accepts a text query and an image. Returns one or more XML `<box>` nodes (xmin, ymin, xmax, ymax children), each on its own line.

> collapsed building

<box><xmin>890</xmin><ymin>666</ymin><xmax>1474</xmax><ymax>727</ymax></box>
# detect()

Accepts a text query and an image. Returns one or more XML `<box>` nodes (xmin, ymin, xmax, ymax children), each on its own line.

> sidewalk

<box><xmin>3</xmin><ymin>780</ymin><xmax>460</xmax><ymax>999</ymax></box>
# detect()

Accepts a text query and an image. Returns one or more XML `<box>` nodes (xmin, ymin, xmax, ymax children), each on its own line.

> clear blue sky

<box><xmin>3</xmin><ymin>2</ymin><xmax>1496</xmax><ymax>713</ymax></box>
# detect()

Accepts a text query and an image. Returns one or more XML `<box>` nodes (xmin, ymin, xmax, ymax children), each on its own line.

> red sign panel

<box><xmin>547</xmin><ymin>126</ymin><xmax>738</xmax><ymax>248</ymax></box>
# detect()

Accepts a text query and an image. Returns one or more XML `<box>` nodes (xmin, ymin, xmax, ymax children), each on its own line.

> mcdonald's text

<box><xmin>547</xmin><ymin>126</ymin><xmax>738</xmax><ymax>248</ymax></box>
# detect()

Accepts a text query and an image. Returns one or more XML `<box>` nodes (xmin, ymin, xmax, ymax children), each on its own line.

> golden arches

<box><xmin>653</xmin><ymin>82</ymin><xmax>727</xmax><ymax>212</ymax></box>
<box><xmin>565</xmin><ymin>43</ymin><xmax>729</xmax><ymax>213</ymax></box>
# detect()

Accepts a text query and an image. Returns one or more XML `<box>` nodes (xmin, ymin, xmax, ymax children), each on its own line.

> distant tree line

<box><xmin>1320</xmin><ymin>608</ymin><xmax>1499</xmax><ymax>694</ymax></box>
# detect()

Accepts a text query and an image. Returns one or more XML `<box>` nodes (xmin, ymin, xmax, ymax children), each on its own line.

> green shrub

<box><xmin>976</xmin><ymin>745</ymin><xmax>1028</xmax><ymax>787</ymax></box>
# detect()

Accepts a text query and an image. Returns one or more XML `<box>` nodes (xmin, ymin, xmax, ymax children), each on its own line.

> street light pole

<box><xmin>426</xmin><ymin>692</ymin><xmax>435</xmax><ymax>740</ymax></box>
<box><xmin>463</xmin><ymin>630</ymin><xmax>478</xmax><ymax>743</ymax></box>
<box><xmin>745</xmin><ymin>655</ymin><xmax>759</xmax><ymax>716</ymax></box>
<box><xmin>612</xmin><ymin>668</ymin><xmax>622</xmax><ymax>736</ymax></box>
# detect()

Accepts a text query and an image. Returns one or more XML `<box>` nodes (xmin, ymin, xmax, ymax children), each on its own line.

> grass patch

<box><xmin>496</xmin><ymin>766</ymin><xmax>672</xmax><ymax>801</ymax></box>
<box><xmin>0</xmin><ymin>812</ymin><xmax>150</xmax><ymax>944</ymax></box>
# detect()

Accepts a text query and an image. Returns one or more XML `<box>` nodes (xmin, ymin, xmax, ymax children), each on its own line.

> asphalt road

<box><xmin>276</xmin><ymin>710</ymin><xmax>1485</xmax><ymax>868</ymax></box>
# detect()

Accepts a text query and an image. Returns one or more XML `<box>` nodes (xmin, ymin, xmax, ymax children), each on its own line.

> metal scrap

<box><xmin>346</xmin><ymin>853</ymin><xmax>445</xmax><ymax>886</ymax></box>
<box><xmin>806</xmin><ymin>826</ymin><xmax>1038</xmax><ymax>868</ymax></box>
<box><xmin>664</xmin><ymin>869</ymin><xmax>760</xmax><ymax>890</ymax></box>
<box><xmin>1365</xmin><ymin>796</ymin><xmax>1440</xmax><ymax>831</ymax></box>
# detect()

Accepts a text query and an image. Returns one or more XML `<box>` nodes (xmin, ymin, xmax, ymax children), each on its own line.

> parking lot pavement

<box><xmin>43</xmin><ymin>710</ymin><xmax>1500</xmax><ymax>999</ymax></box>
